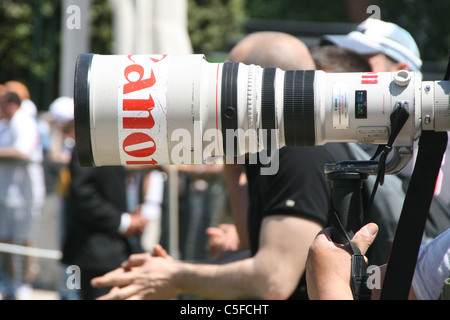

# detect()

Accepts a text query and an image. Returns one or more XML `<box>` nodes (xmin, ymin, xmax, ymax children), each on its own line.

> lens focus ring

<box><xmin>262</xmin><ymin>68</ymin><xmax>276</xmax><ymax>150</ymax></box>
<box><xmin>283</xmin><ymin>70</ymin><xmax>315</xmax><ymax>146</ymax></box>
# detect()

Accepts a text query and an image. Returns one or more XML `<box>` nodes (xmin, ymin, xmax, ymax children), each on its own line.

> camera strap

<box><xmin>380</xmin><ymin>131</ymin><xmax>447</xmax><ymax>299</ymax></box>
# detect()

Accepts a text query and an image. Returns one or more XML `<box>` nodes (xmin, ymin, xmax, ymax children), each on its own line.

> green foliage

<box><xmin>244</xmin><ymin>0</ymin><xmax>450</xmax><ymax>62</ymax></box>
<box><xmin>0</xmin><ymin>0</ymin><xmax>112</xmax><ymax>110</ymax></box>
<box><xmin>377</xmin><ymin>0</ymin><xmax>450</xmax><ymax>61</ymax></box>
<box><xmin>188</xmin><ymin>0</ymin><xmax>246</xmax><ymax>54</ymax></box>
<box><xmin>245</xmin><ymin>0</ymin><xmax>349</xmax><ymax>22</ymax></box>
<box><xmin>0</xmin><ymin>0</ymin><xmax>61</xmax><ymax>110</ymax></box>
<box><xmin>0</xmin><ymin>1</ymin><xmax>44</xmax><ymax>83</ymax></box>
<box><xmin>90</xmin><ymin>0</ymin><xmax>113</xmax><ymax>54</ymax></box>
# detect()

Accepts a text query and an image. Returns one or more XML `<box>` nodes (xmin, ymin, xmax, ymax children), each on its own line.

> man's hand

<box><xmin>91</xmin><ymin>245</ymin><xmax>180</xmax><ymax>300</ymax></box>
<box><xmin>206</xmin><ymin>223</ymin><xmax>240</xmax><ymax>258</ymax></box>
<box><xmin>124</xmin><ymin>206</ymin><xmax>148</xmax><ymax>237</ymax></box>
<box><xmin>305</xmin><ymin>223</ymin><xmax>379</xmax><ymax>300</ymax></box>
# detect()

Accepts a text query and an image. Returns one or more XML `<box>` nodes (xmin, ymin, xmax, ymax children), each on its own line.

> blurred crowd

<box><xmin>0</xmin><ymin>77</ymin><xmax>231</xmax><ymax>300</ymax></box>
<box><xmin>0</xmin><ymin>79</ymin><xmax>230</xmax><ymax>300</ymax></box>
<box><xmin>0</xmin><ymin>16</ymin><xmax>448</xmax><ymax>301</ymax></box>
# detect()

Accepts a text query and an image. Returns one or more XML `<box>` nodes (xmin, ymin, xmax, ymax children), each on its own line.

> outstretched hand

<box><xmin>91</xmin><ymin>244</ymin><xmax>179</xmax><ymax>300</ymax></box>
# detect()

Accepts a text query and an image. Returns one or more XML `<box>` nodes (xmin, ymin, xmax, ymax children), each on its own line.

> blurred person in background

<box><xmin>3</xmin><ymin>81</ymin><xmax>46</xmax><ymax>291</ymax></box>
<box><xmin>124</xmin><ymin>164</ymin><xmax>166</xmax><ymax>255</ymax></box>
<box><xmin>3</xmin><ymin>81</ymin><xmax>45</xmax><ymax>223</ymax></box>
<box><xmin>4</xmin><ymin>81</ymin><xmax>38</xmax><ymax>118</ymax></box>
<box><xmin>46</xmin><ymin>97</ymin><xmax>76</xmax><ymax>166</ymax></box>
<box><xmin>0</xmin><ymin>91</ymin><xmax>44</xmax><ymax>299</ymax></box>
<box><xmin>320</xmin><ymin>18</ymin><xmax>422</xmax><ymax>75</ymax></box>
<box><xmin>310</xmin><ymin>45</ymin><xmax>372</xmax><ymax>72</ymax></box>
<box><xmin>61</xmin><ymin>146</ymin><xmax>148</xmax><ymax>300</ymax></box>
<box><xmin>39</xmin><ymin>96</ymin><xmax>76</xmax><ymax>197</ymax></box>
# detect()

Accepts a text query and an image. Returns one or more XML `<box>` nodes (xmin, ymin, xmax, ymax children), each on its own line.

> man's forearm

<box><xmin>174</xmin><ymin>258</ymin><xmax>266</xmax><ymax>300</ymax></box>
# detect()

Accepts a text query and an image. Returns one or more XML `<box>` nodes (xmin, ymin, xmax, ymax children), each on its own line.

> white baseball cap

<box><xmin>321</xmin><ymin>18</ymin><xmax>422</xmax><ymax>74</ymax></box>
<box><xmin>49</xmin><ymin>96</ymin><xmax>74</xmax><ymax>123</ymax></box>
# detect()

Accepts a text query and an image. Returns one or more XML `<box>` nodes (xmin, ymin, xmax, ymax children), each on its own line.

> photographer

<box><xmin>90</xmin><ymin>32</ymin><xmax>355</xmax><ymax>300</ymax></box>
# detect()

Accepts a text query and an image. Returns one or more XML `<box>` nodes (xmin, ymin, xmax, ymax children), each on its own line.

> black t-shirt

<box><xmin>245</xmin><ymin>143</ymin><xmax>355</xmax><ymax>299</ymax></box>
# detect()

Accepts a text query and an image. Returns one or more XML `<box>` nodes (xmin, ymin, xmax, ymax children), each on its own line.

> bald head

<box><xmin>4</xmin><ymin>80</ymin><xmax>30</xmax><ymax>102</ymax></box>
<box><xmin>228</xmin><ymin>31</ymin><xmax>315</xmax><ymax>70</ymax></box>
